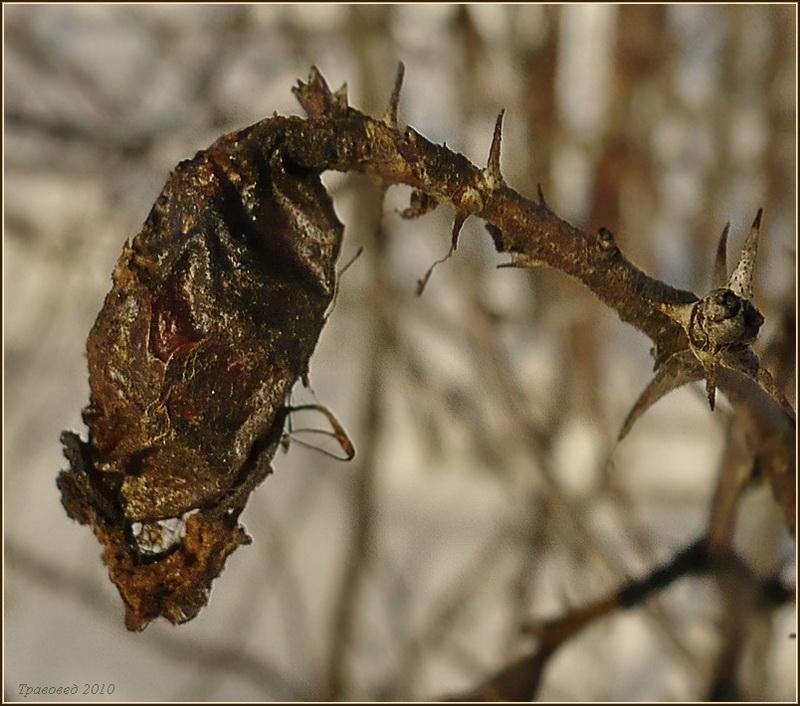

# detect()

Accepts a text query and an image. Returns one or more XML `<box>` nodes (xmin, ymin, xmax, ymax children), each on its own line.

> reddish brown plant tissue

<box><xmin>59</xmin><ymin>119</ymin><xmax>343</xmax><ymax>630</ymax></box>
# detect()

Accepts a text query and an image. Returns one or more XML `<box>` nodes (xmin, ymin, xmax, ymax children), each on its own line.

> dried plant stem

<box><xmin>269</xmin><ymin>117</ymin><xmax>694</xmax><ymax>363</ymax></box>
<box><xmin>266</xmin><ymin>67</ymin><xmax>793</xmax><ymax>533</ymax></box>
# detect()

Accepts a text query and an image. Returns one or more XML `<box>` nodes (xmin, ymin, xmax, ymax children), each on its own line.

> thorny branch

<box><xmin>272</xmin><ymin>66</ymin><xmax>793</xmax><ymax>532</ymax></box>
<box><xmin>54</xmin><ymin>57</ymin><xmax>794</xmax><ymax>650</ymax></box>
<box><xmin>442</xmin><ymin>538</ymin><xmax>793</xmax><ymax>702</ymax></box>
<box><xmin>271</xmin><ymin>67</ymin><xmax>794</xmax><ymax>698</ymax></box>
<box><xmin>282</xmin><ymin>73</ymin><xmax>695</xmax><ymax>353</ymax></box>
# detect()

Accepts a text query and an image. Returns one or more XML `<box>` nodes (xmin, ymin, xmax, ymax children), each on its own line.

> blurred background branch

<box><xmin>4</xmin><ymin>4</ymin><xmax>795</xmax><ymax>701</ymax></box>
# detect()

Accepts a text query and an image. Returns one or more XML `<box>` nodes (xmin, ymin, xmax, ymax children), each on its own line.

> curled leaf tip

<box><xmin>417</xmin><ymin>246</ymin><xmax>456</xmax><ymax>296</ymax></box>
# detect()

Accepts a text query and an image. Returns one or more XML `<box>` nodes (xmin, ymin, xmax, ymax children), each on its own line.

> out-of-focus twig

<box><xmin>323</xmin><ymin>187</ymin><xmax>390</xmax><ymax>701</ymax></box>
<box><xmin>443</xmin><ymin>538</ymin><xmax>792</xmax><ymax>701</ymax></box>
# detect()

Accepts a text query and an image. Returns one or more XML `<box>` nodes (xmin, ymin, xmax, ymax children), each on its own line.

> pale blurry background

<box><xmin>4</xmin><ymin>5</ymin><xmax>796</xmax><ymax>701</ymax></box>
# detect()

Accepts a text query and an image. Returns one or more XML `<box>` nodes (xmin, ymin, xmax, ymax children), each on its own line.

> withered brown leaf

<box><xmin>59</xmin><ymin>118</ymin><xmax>343</xmax><ymax>630</ymax></box>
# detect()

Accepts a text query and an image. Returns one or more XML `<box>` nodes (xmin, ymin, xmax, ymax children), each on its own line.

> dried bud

<box><xmin>688</xmin><ymin>287</ymin><xmax>763</xmax><ymax>352</ymax></box>
<box><xmin>597</xmin><ymin>227</ymin><xmax>617</xmax><ymax>252</ymax></box>
<box><xmin>59</xmin><ymin>117</ymin><xmax>343</xmax><ymax>630</ymax></box>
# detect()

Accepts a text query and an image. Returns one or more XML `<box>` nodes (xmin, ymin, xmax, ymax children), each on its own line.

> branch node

<box><xmin>597</xmin><ymin>227</ymin><xmax>617</xmax><ymax>252</ymax></box>
<box><xmin>401</xmin><ymin>190</ymin><xmax>440</xmax><ymax>219</ymax></box>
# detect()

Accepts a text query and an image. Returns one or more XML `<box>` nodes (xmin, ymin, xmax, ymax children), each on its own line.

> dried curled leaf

<box><xmin>59</xmin><ymin>115</ymin><xmax>344</xmax><ymax>630</ymax></box>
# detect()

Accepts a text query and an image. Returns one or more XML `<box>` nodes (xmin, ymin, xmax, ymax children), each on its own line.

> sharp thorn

<box><xmin>618</xmin><ymin>350</ymin><xmax>703</xmax><ymax>441</ymax></box>
<box><xmin>711</xmin><ymin>222</ymin><xmax>729</xmax><ymax>289</ymax></box>
<box><xmin>451</xmin><ymin>213</ymin><xmax>467</xmax><ymax>251</ymax></box>
<box><xmin>484</xmin><ymin>110</ymin><xmax>505</xmax><ymax>189</ymax></box>
<box><xmin>537</xmin><ymin>183</ymin><xmax>548</xmax><ymax>209</ymax></box>
<box><xmin>383</xmin><ymin>61</ymin><xmax>405</xmax><ymax>128</ymax></box>
<box><xmin>706</xmin><ymin>381</ymin><xmax>716</xmax><ymax>411</ymax></box>
<box><xmin>333</xmin><ymin>82</ymin><xmax>349</xmax><ymax>111</ymax></box>
<box><xmin>704</xmin><ymin>361</ymin><xmax>718</xmax><ymax>411</ymax></box>
<box><xmin>305</xmin><ymin>66</ymin><xmax>329</xmax><ymax>94</ymax></box>
<box><xmin>308</xmin><ymin>66</ymin><xmax>325</xmax><ymax>85</ymax></box>
<box><xmin>727</xmin><ymin>209</ymin><xmax>762</xmax><ymax>300</ymax></box>
<box><xmin>753</xmin><ymin>365</ymin><xmax>797</xmax><ymax>421</ymax></box>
